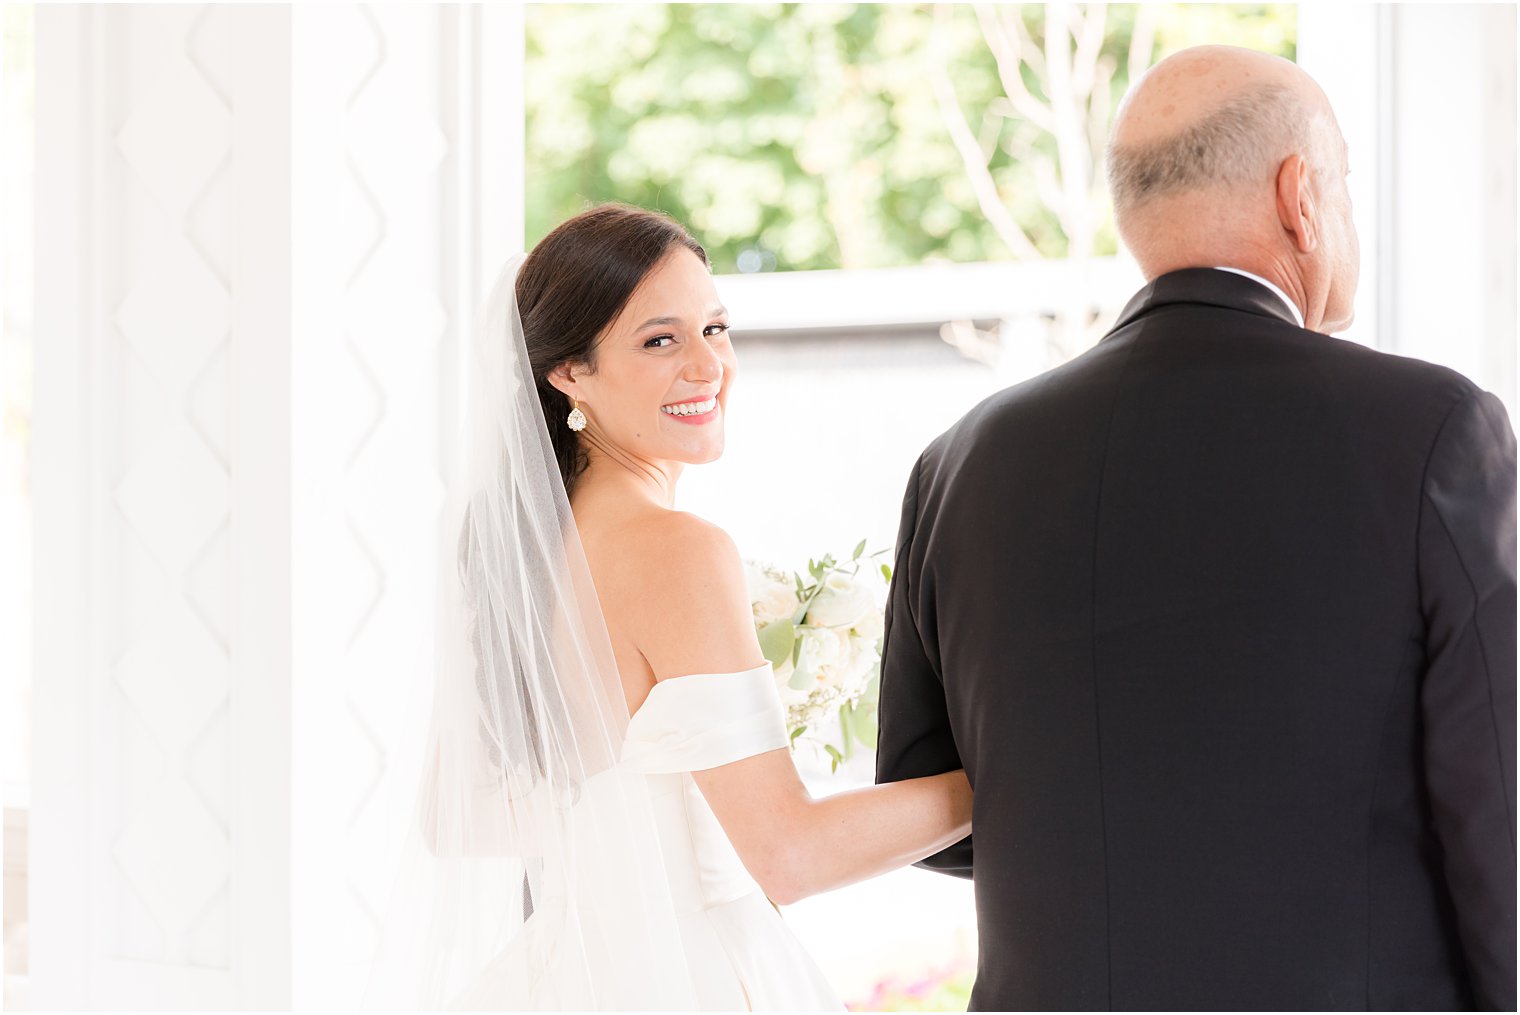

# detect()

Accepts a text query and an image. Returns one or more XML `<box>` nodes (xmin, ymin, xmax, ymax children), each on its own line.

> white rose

<box><xmin>745</xmin><ymin>562</ymin><xmax>798</xmax><ymax>626</ymax></box>
<box><xmin>798</xmin><ymin>626</ymin><xmax>853</xmax><ymax>690</ymax></box>
<box><xmin>805</xmin><ymin>573</ymin><xmax>876</xmax><ymax>629</ymax></box>
<box><xmin>852</xmin><ymin>605</ymin><xmax>884</xmax><ymax>642</ymax></box>
<box><xmin>850</xmin><ymin>630</ymin><xmax>877</xmax><ymax>668</ymax></box>
<box><xmin>796</xmin><ymin>622</ymin><xmax>845</xmax><ymax>677</ymax></box>
<box><xmin>824</xmin><ymin>639</ymin><xmax>861</xmax><ymax>695</ymax></box>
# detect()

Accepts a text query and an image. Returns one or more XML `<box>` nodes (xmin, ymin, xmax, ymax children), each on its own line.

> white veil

<box><xmin>362</xmin><ymin>256</ymin><xmax>697</xmax><ymax>1009</ymax></box>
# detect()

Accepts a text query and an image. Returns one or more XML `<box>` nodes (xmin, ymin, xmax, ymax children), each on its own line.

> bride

<box><xmin>365</xmin><ymin>204</ymin><xmax>972</xmax><ymax>1010</ymax></box>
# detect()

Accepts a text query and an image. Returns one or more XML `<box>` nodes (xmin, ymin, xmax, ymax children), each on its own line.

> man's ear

<box><xmin>1275</xmin><ymin>154</ymin><xmax>1319</xmax><ymax>254</ymax></box>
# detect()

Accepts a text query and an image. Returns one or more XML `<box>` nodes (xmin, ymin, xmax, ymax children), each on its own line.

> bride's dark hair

<box><xmin>515</xmin><ymin>203</ymin><xmax>709</xmax><ymax>497</ymax></box>
<box><xmin>457</xmin><ymin>204</ymin><xmax>709</xmax><ymax>790</ymax></box>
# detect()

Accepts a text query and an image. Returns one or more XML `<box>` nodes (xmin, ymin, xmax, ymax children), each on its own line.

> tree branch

<box><xmin>1127</xmin><ymin>2</ymin><xmax>1159</xmax><ymax>86</ymax></box>
<box><xmin>1072</xmin><ymin>2</ymin><xmax>1108</xmax><ymax>100</ymax></box>
<box><xmin>1030</xmin><ymin>151</ymin><xmax>1066</xmax><ymax>215</ymax></box>
<box><xmin>972</xmin><ymin>3</ymin><xmax>1055</xmax><ymax>132</ymax></box>
<box><xmin>1004</xmin><ymin>4</ymin><xmax>1047</xmax><ymax>81</ymax></box>
<box><xmin>931</xmin><ymin>6</ymin><xmax>1044</xmax><ymax>260</ymax></box>
<box><xmin>1088</xmin><ymin>53</ymin><xmax>1116</xmax><ymax>179</ymax></box>
<box><xmin>977</xmin><ymin>108</ymin><xmax>1003</xmax><ymax>163</ymax></box>
<box><xmin>1042</xmin><ymin>1</ymin><xmax>1096</xmax><ymax>257</ymax></box>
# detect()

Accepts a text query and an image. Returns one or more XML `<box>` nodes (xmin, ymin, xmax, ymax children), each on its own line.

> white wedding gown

<box><xmin>448</xmin><ymin>663</ymin><xmax>845</xmax><ymax>1011</ymax></box>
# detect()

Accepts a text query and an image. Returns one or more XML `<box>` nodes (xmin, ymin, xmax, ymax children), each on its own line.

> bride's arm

<box><xmin>623</xmin><ymin>513</ymin><xmax>972</xmax><ymax>905</ymax></box>
<box><xmin>696</xmin><ymin>749</ymin><xmax>971</xmax><ymax>905</ymax></box>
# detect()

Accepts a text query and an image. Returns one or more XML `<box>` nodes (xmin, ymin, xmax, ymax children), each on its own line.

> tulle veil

<box><xmin>361</xmin><ymin>255</ymin><xmax>698</xmax><ymax>1009</ymax></box>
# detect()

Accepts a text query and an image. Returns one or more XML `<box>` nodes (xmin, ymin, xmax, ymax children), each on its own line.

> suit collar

<box><xmin>1107</xmin><ymin>267</ymin><xmax>1306</xmax><ymax>336</ymax></box>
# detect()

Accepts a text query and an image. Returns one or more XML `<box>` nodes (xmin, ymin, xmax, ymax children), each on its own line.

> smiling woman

<box><xmin>546</xmin><ymin>245</ymin><xmax>733</xmax><ymax>466</ymax></box>
<box><xmin>513</xmin><ymin>205</ymin><xmax>713</xmax><ymax>496</ymax></box>
<box><xmin>365</xmin><ymin>201</ymin><xmax>972</xmax><ymax>1008</ymax></box>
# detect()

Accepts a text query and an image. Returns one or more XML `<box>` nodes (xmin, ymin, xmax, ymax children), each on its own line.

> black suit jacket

<box><xmin>876</xmin><ymin>269</ymin><xmax>1516</xmax><ymax>1011</ymax></box>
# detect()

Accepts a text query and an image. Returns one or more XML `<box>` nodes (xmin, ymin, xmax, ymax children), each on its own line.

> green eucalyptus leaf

<box><xmin>757</xmin><ymin>621</ymin><xmax>796</xmax><ymax>670</ymax></box>
<box><xmin>853</xmin><ymin>708</ymin><xmax>879</xmax><ymax>749</ymax></box>
<box><xmin>789</xmin><ymin>725</ymin><xmax>806</xmax><ymax>744</ymax></box>
<box><xmin>880</xmin><ymin>563</ymin><xmax>892</xmax><ymax>583</ymax></box>
<box><xmin>788</xmin><ymin>662</ymin><xmax>814</xmax><ymax>691</ymax></box>
<box><xmin>852</xmin><ymin>538</ymin><xmax>866</xmax><ymax>560</ymax></box>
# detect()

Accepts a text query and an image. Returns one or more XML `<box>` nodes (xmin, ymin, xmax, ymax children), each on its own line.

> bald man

<box><xmin>877</xmin><ymin>46</ymin><xmax>1515</xmax><ymax>1010</ymax></box>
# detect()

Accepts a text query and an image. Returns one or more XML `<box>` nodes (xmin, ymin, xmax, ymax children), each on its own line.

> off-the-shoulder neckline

<box><xmin>628</xmin><ymin>662</ymin><xmax>774</xmax><ymax>722</ymax></box>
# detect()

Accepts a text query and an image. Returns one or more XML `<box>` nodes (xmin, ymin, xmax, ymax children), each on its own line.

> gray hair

<box><xmin>1107</xmin><ymin>85</ymin><xmax>1320</xmax><ymax>215</ymax></box>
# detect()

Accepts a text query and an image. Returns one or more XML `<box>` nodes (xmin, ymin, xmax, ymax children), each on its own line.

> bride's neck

<box><xmin>576</xmin><ymin>441</ymin><xmax>681</xmax><ymax>510</ymax></box>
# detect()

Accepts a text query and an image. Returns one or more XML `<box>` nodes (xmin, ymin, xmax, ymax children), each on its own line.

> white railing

<box><xmin>715</xmin><ymin>255</ymin><xmax>1144</xmax><ymax>333</ymax></box>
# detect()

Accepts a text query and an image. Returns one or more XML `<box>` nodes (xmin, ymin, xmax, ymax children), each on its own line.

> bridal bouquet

<box><xmin>745</xmin><ymin>541</ymin><xmax>891</xmax><ymax>772</ymax></box>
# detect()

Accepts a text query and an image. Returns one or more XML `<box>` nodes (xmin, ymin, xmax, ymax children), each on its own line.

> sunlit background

<box><xmin>2</xmin><ymin>3</ymin><xmax>1514</xmax><ymax>1010</ymax></box>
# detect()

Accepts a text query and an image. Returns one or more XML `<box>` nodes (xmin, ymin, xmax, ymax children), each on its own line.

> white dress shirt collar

<box><xmin>1212</xmin><ymin>266</ymin><xmax>1305</xmax><ymax>328</ymax></box>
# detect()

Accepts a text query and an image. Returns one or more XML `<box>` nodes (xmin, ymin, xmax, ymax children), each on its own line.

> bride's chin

<box><xmin>676</xmin><ymin>440</ymin><xmax>725</xmax><ymax>465</ymax></box>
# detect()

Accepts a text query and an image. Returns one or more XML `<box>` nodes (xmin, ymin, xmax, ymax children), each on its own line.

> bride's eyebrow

<box><xmin>634</xmin><ymin>306</ymin><xmax>728</xmax><ymax>329</ymax></box>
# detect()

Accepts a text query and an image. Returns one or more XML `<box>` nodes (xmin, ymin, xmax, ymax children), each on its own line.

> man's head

<box><xmin>1107</xmin><ymin>46</ymin><xmax>1359</xmax><ymax>333</ymax></box>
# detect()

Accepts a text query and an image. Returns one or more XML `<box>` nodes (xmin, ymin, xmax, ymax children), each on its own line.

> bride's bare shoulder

<box><xmin>612</xmin><ymin>509</ymin><xmax>762</xmax><ymax>678</ymax></box>
<box><xmin>626</xmin><ymin>508</ymin><xmax>740</xmax><ymax>565</ymax></box>
<box><xmin>579</xmin><ymin>501</ymin><xmax>743</xmax><ymax>592</ymax></box>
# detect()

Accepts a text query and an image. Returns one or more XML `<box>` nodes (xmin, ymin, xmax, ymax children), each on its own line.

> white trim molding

<box><xmin>715</xmin><ymin>256</ymin><xmax>1142</xmax><ymax>334</ymax></box>
<box><xmin>30</xmin><ymin>6</ymin><xmax>524</xmax><ymax>1008</ymax></box>
<box><xmin>1300</xmin><ymin>3</ymin><xmax>1517</xmax><ymax>409</ymax></box>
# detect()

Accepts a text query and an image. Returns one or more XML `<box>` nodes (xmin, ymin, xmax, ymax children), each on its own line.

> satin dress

<box><xmin>449</xmin><ymin>663</ymin><xmax>844</xmax><ymax>1011</ymax></box>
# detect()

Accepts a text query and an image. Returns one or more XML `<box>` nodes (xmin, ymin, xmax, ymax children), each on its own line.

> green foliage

<box><xmin>758</xmin><ymin>619</ymin><xmax>796</xmax><ymax>670</ymax></box>
<box><xmin>525</xmin><ymin>3</ymin><xmax>1295</xmax><ymax>272</ymax></box>
<box><xmin>753</xmin><ymin>542</ymin><xmax>891</xmax><ymax>765</ymax></box>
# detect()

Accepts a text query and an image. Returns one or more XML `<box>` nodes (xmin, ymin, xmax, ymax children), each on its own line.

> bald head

<box><xmin>1109</xmin><ymin>48</ymin><xmax>1330</xmax><ymax>210</ymax></box>
<box><xmin>1106</xmin><ymin>46</ymin><xmax>1359</xmax><ymax>333</ymax></box>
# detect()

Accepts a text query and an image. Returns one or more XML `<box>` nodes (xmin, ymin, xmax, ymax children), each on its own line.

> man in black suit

<box><xmin>876</xmin><ymin>45</ymin><xmax>1515</xmax><ymax>1010</ymax></box>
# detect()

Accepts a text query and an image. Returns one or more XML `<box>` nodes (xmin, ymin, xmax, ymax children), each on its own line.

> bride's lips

<box><xmin>660</xmin><ymin>394</ymin><xmax>721</xmax><ymax>426</ymax></box>
<box><xmin>662</xmin><ymin>401</ymin><xmax>720</xmax><ymax>426</ymax></box>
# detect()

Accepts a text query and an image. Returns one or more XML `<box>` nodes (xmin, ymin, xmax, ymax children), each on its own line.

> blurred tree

<box><xmin>524</xmin><ymin>3</ymin><xmax>1295</xmax><ymax>274</ymax></box>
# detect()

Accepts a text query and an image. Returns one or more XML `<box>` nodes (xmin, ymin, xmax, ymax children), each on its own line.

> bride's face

<box><xmin>552</xmin><ymin>248</ymin><xmax>735</xmax><ymax>470</ymax></box>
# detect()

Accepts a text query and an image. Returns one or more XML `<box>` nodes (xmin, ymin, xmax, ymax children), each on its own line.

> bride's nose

<box><xmin>682</xmin><ymin>332</ymin><xmax>724</xmax><ymax>381</ymax></box>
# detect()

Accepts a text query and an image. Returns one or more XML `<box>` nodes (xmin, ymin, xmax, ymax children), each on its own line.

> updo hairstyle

<box><xmin>514</xmin><ymin>204</ymin><xmax>708</xmax><ymax>496</ymax></box>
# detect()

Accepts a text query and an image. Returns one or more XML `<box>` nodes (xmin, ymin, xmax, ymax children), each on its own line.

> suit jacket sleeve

<box><xmin>874</xmin><ymin>453</ymin><xmax>973</xmax><ymax>878</ymax></box>
<box><xmin>1418</xmin><ymin>388</ymin><xmax>1517</xmax><ymax>1011</ymax></box>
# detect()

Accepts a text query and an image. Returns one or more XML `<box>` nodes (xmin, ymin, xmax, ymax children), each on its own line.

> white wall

<box><xmin>29</xmin><ymin>6</ymin><xmax>522</xmax><ymax>1008</ymax></box>
<box><xmin>1301</xmin><ymin>3</ymin><xmax>1517</xmax><ymax>412</ymax></box>
<box><xmin>1384</xmin><ymin>4</ymin><xmax>1516</xmax><ymax>412</ymax></box>
<box><xmin>32</xmin><ymin>8</ymin><xmax>282</xmax><ymax>1006</ymax></box>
